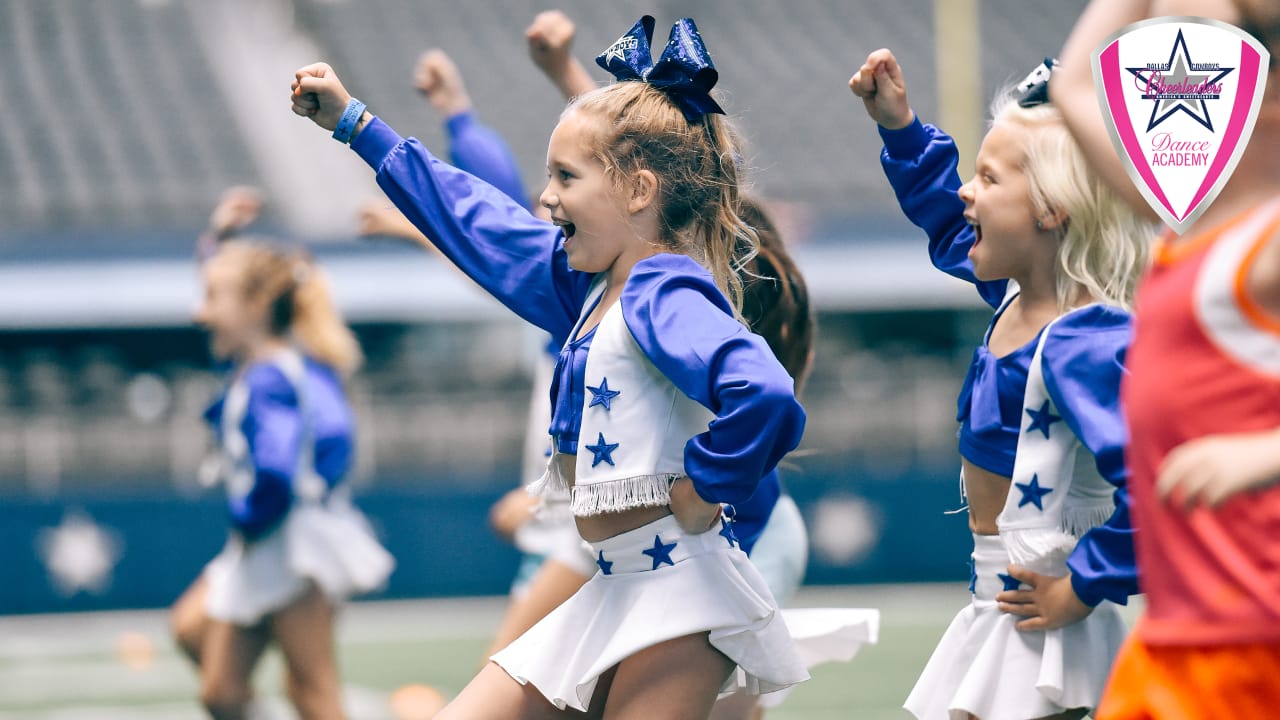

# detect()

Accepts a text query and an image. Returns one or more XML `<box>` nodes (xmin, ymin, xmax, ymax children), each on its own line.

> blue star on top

<box><xmin>719</xmin><ymin>517</ymin><xmax>737</xmax><ymax>548</ymax></box>
<box><xmin>596</xmin><ymin>550</ymin><xmax>613</xmax><ymax>576</ymax></box>
<box><xmin>641</xmin><ymin>534</ymin><xmax>677</xmax><ymax>569</ymax></box>
<box><xmin>1015</xmin><ymin>474</ymin><xmax>1054</xmax><ymax>511</ymax></box>
<box><xmin>998</xmin><ymin>572</ymin><xmax>1023</xmax><ymax>592</ymax></box>
<box><xmin>1024</xmin><ymin>400</ymin><xmax>1063</xmax><ymax>439</ymax></box>
<box><xmin>587</xmin><ymin>377</ymin><xmax>620</xmax><ymax>411</ymax></box>
<box><xmin>585</xmin><ymin>432</ymin><xmax>619</xmax><ymax>467</ymax></box>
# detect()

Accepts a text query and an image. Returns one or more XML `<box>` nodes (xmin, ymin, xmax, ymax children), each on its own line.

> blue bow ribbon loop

<box><xmin>595</xmin><ymin>15</ymin><xmax>726</xmax><ymax>123</ymax></box>
<box><xmin>597</xmin><ymin>15</ymin><xmax>656</xmax><ymax>81</ymax></box>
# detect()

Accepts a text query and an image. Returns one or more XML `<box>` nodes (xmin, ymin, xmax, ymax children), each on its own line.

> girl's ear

<box><xmin>242</xmin><ymin>287</ymin><xmax>273</xmax><ymax>328</ymax></box>
<box><xmin>628</xmin><ymin>169</ymin><xmax>659</xmax><ymax>214</ymax></box>
<box><xmin>1038</xmin><ymin>206</ymin><xmax>1067</xmax><ymax>233</ymax></box>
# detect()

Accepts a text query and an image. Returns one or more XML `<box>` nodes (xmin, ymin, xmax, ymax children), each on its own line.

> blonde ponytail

<box><xmin>289</xmin><ymin>262</ymin><xmax>363</xmax><ymax>376</ymax></box>
<box><xmin>218</xmin><ymin>240</ymin><xmax>363</xmax><ymax>376</ymax></box>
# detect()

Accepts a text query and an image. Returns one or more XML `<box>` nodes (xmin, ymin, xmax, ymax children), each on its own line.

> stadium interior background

<box><xmin>0</xmin><ymin>0</ymin><xmax>1088</xmax><ymax>614</ymax></box>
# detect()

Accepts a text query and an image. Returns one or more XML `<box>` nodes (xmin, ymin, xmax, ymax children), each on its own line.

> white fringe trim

<box><xmin>1061</xmin><ymin>503</ymin><xmax>1115</xmax><ymax>537</ymax></box>
<box><xmin>526</xmin><ymin>463</ymin><xmax>570</xmax><ymax>499</ymax></box>
<box><xmin>1002</xmin><ymin>527</ymin><xmax>1077</xmax><ymax>569</ymax></box>
<box><xmin>570</xmin><ymin>474</ymin><xmax>681</xmax><ymax>516</ymax></box>
<box><xmin>1001</xmin><ymin>503</ymin><xmax>1116</xmax><ymax>568</ymax></box>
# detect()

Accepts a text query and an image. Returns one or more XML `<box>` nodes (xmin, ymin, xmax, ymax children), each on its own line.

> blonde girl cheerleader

<box><xmin>851</xmin><ymin>48</ymin><xmax>1152</xmax><ymax>719</ymax></box>
<box><xmin>171</xmin><ymin>222</ymin><xmax>392</xmax><ymax>720</ymax></box>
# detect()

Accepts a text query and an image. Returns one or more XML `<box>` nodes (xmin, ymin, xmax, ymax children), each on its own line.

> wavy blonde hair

<box><xmin>566</xmin><ymin>82</ymin><xmax>756</xmax><ymax>315</ymax></box>
<box><xmin>217</xmin><ymin>240</ymin><xmax>363</xmax><ymax>376</ymax></box>
<box><xmin>990</xmin><ymin>93</ymin><xmax>1155</xmax><ymax>311</ymax></box>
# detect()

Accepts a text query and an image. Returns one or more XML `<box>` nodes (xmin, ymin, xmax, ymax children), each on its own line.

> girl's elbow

<box><xmin>761</xmin><ymin>383</ymin><xmax>806</xmax><ymax>437</ymax></box>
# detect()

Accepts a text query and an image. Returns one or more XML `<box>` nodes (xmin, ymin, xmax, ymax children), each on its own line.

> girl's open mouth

<box><xmin>552</xmin><ymin>217</ymin><xmax>576</xmax><ymax>239</ymax></box>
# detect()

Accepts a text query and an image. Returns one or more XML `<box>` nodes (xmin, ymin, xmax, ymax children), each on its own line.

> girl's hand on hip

<box><xmin>669</xmin><ymin>477</ymin><xmax>722</xmax><ymax>534</ymax></box>
<box><xmin>997</xmin><ymin>566</ymin><xmax>1093</xmax><ymax>631</ymax></box>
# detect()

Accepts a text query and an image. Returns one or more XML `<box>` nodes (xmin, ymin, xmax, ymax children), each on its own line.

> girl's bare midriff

<box><xmin>554</xmin><ymin>453</ymin><xmax>674</xmax><ymax>543</ymax></box>
<box><xmin>962</xmin><ymin>458</ymin><xmax>1012</xmax><ymax>536</ymax></box>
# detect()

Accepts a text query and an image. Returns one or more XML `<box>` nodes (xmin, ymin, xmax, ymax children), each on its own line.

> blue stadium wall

<box><xmin>0</xmin><ymin>464</ymin><xmax>972</xmax><ymax>615</ymax></box>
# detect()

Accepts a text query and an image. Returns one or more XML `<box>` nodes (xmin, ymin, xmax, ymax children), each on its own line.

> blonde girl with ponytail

<box><xmin>851</xmin><ymin>48</ymin><xmax>1152</xmax><ymax>720</ymax></box>
<box><xmin>292</xmin><ymin>15</ymin><xmax>808</xmax><ymax>719</ymax></box>
<box><xmin>171</xmin><ymin>200</ymin><xmax>391</xmax><ymax>720</ymax></box>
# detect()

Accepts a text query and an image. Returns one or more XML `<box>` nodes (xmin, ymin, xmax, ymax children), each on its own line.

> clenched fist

<box><xmin>526</xmin><ymin>10</ymin><xmax>596</xmax><ymax>99</ymax></box>
<box><xmin>412</xmin><ymin>49</ymin><xmax>472</xmax><ymax>118</ymax></box>
<box><xmin>849</xmin><ymin>48</ymin><xmax>915</xmax><ymax>130</ymax></box>
<box><xmin>291</xmin><ymin>62</ymin><xmax>357</xmax><ymax>132</ymax></box>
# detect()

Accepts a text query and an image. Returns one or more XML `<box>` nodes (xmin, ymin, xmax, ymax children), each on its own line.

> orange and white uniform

<box><xmin>1101</xmin><ymin>199</ymin><xmax>1280</xmax><ymax>719</ymax></box>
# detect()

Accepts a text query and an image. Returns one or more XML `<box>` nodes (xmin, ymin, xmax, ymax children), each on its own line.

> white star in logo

<box><xmin>603</xmin><ymin>35</ymin><xmax>638</xmax><ymax>66</ymax></box>
<box><xmin>37</xmin><ymin>510</ymin><xmax>122</xmax><ymax>596</ymax></box>
<box><xmin>1127</xmin><ymin>29</ymin><xmax>1234</xmax><ymax>132</ymax></box>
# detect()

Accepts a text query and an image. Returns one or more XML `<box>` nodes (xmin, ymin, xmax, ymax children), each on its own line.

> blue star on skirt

<box><xmin>641</xmin><ymin>534</ymin><xmax>678</xmax><ymax>569</ymax></box>
<box><xmin>1015</xmin><ymin>474</ymin><xmax>1054</xmax><ymax>511</ymax></box>
<box><xmin>584</xmin><ymin>432</ymin><xmax>619</xmax><ymax>467</ymax></box>
<box><xmin>998</xmin><ymin>572</ymin><xmax>1023</xmax><ymax>592</ymax></box>
<box><xmin>596</xmin><ymin>550</ymin><xmax>613</xmax><ymax>576</ymax></box>
<box><xmin>718</xmin><ymin>516</ymin><xmax>737</xmax><ymax>548</ymax></box>
<box><xmin>1024</xmin><ymin>400</ymin><xmax>1062</xmax><ymax>439</ymax></box>
<box><xmin>968</xmin><ymin>556</ymin><xmax>977</xmax><ymax>594</ymax></box>
<box><xmin>587</xmin><ymin>377</ymin><xmax>620</xmax><ymax>411</ymax></box>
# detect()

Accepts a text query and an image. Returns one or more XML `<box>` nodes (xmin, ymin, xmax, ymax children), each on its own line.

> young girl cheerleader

<box><xmin>1053</xmin><ymin>1</ymin><xmax>1280</xmax><ymax>717</ymax></box>
<box><xmin>850</xmin><ymin>48</ymin><xmax>1150</xmax><ymax>719</ymax></box>
<box><xmin>292</xmin><ymin>15</ymin><xmax>809</xmax><ymax>719</ymax></box>
<box><xmin>170</xmin><ymin>216</ymin><xmax>393</xmax><ymax>719</ymax></box>
<box><xmin>507</xmin><ymin>19</ymin><xmax>875</xmax><ymax>720</ymax></box>
<box><xmin>489</xmin><ymin>9</ymin><xmax>817</xmax><ymax>657</ymax></box>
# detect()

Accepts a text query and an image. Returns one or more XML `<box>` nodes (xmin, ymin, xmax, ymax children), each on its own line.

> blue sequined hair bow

<box><xmin>595</xmin><ymin>15</ymin><xmax>726</xmax><ymax>123</ymax></box>
<box><xmin>1015</xmin><ymin>57</ymin><xmax>1059</xmax><ymax>108</ymax></box>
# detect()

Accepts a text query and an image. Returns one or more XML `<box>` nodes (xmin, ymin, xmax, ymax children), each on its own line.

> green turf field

<box><xmin>0</xmin><ymin>584</ymin><xmax>1143</xmax><ymax>719</ymax></box>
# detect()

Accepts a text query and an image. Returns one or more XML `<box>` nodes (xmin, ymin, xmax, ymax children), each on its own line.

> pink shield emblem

<box><xmin>1093</xmin><ymin>17</ymin><xmax>1270</xmax><ymax>234</ymax></box>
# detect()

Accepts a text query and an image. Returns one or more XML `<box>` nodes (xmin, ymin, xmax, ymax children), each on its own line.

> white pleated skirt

<box><xmin>904</xmin><ymin>533</ymin><xmax>1126</xmax><ymax>720</ymax></box>
<box><xmin>204</xmin><ymin>494</ymin><xmax>395</xmax><ymax>626</ymax></box>
<box><xmin>490</xmin><ymin>514</ymin><xmax>809</xmax><ymax>712</ymax></box>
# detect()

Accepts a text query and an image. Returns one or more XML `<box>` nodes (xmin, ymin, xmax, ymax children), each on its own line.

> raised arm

<box><xmin>1052</xmin><ymin>0</ymin><xmax>1159</xmax><ymax>221</ymax></box>
<box><xmin>414</xmin><ymin>49</ymin><xmax>530</xmax><ymax>207</ymax></box>
<box><xmin>527</xmin><ymin>10</ymin><xmax>597</xmax><ymax>100</ymax></box>
<box><xmin>291</xmin><ymin>63</ymin><xmax>591</xmax><ymax>339</ymax></box>
<box><xmin>850</xmin><ymin>49</ymin><xmax>1007</xmax><ymax>308</ymax></box>
<box><xmin>196</xmin><ymin>186</ymin><xmax>263</xmax><ymax>262</ymax></box>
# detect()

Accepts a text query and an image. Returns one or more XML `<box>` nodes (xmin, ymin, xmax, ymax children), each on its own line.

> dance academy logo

<box><xmin>1093</xmin><ymin>18</ymin><xmax>1270</xmax><ymax>233</ymax></box>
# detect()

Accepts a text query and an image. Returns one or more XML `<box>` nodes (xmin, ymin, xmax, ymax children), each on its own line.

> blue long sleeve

<box><xmin>352</xmin><ymin>117</ymin><xmax>592</xmax><ymax>342</ymax></box>
<box><xmin>1068</xmin><ymin>487</ymin><xmax>1138</xmax><ymax>606</ymax></box>
<box><xmin>878</xmin><ymin>118</ymin><xmax>1008</xmax><ymax>309</ymax></box>
<box><xmin>1040</xmin><ymin>307</ymin><xmax>1140</xmax><ymax>606</ymax></box>
<box><xmin>230</xmin><ymin>366</ymin><xmax>300</xmax><ymax>540</ymax></box>
<box><xmin>445</xmin><ymin>111</ymin><xmax>529</xmax><ymax>210</ymax></box>
<box><xmin>621</xmin><ymin>254</ymin><xmax>806</xmax><ymax>504</ymax></box>
<box><xmin>727</xmin><ymin>470</ymin><xmax>782</xmax><ymax>556</ymax></box>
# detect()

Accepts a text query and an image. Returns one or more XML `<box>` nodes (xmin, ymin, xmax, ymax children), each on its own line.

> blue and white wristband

<box><xmin>332</xmin><ymin>98</ymin><xmax>367</xmax><ymax>144</ymax></box>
